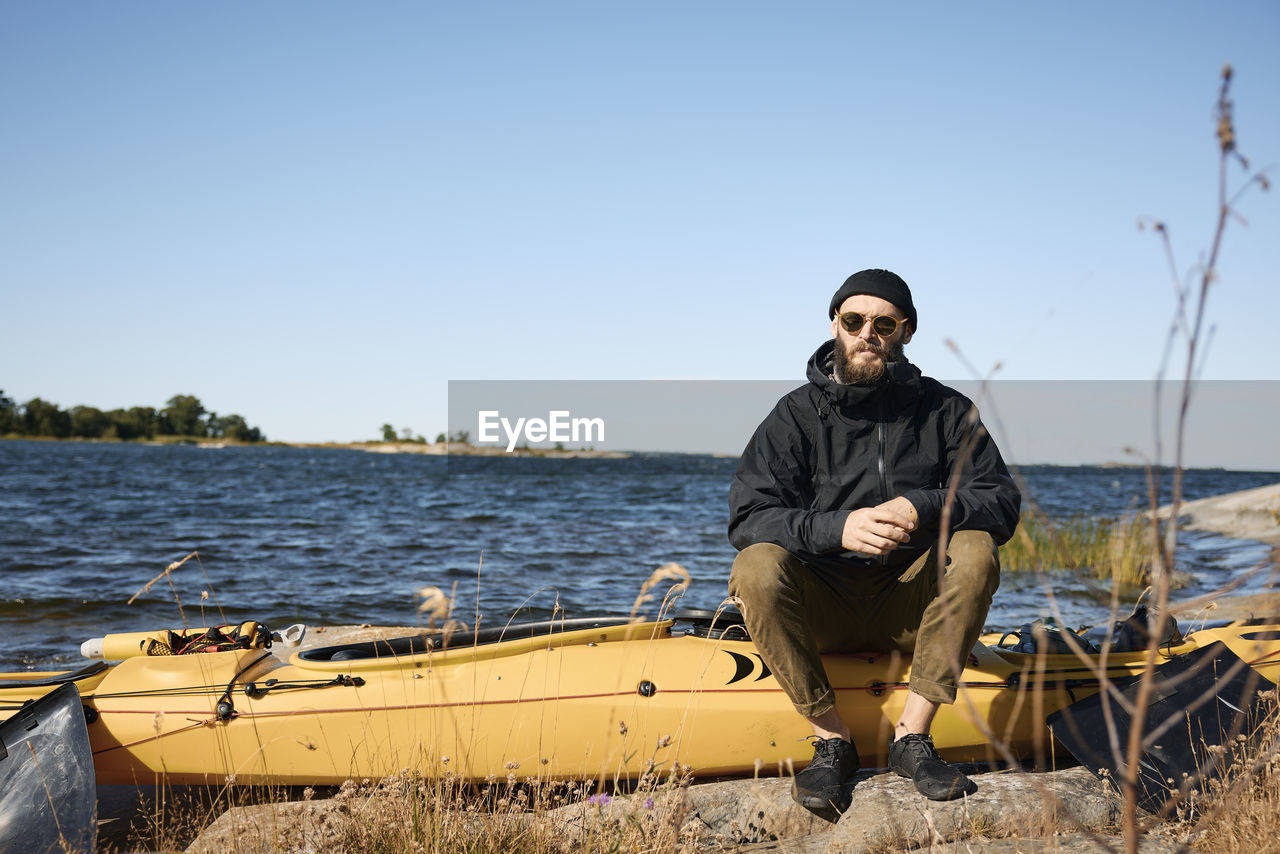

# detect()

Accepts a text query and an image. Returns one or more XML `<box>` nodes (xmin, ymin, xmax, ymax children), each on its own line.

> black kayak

<box><xmin>0</xmin><ymin>682</ymin><xmax>96</xmax><ymax>854</ymax></box>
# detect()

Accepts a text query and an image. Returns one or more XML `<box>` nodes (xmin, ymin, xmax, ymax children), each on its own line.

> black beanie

<box><xmin>828</xmin><ymin>269</ymin><xmax>917</xmax><ymax>331</ymax></box>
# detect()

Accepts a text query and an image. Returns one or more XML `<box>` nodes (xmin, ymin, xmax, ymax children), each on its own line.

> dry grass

<box><xmin>108</xmin><ymin>759</ymin><xmax>708</xmax><ymax>853</ymax></box>
<box><xmin>106</xmin><ymin>781</ymin><xmax>309</xmax><ymax>853</ymax></box>
<box><xmin>334</xmin><ymin>765</ymin><xmax>703</xmax><ymax>854</ymax></box>
<box><xmin>1183</xmin><ymin>692</ymin><xmax>1280</xmax><ymax>853</ymax></box>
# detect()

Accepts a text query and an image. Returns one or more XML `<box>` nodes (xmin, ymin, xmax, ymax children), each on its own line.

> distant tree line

<box><xmin>378</xmin><ymin>424</ymin><xmax>470</xmax><ymax>444</ymax></box>
<box><xmin>0</xmin><ymin>391</ymin><xmax>266</xmax><ymax>442</ymax></box>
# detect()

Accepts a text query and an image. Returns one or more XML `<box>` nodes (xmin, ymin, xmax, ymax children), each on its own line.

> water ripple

<box><xmin>1</xmin><ymin>440</ymin><xmax>1276</xmax><ymax>670</ymax></box>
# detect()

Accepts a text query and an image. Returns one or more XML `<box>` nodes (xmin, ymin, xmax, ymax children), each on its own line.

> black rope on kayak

<box><xmin>79</xmin><ymin>685</ymin><xmax>245</xmax><ymax>701</ymax></box>
<box><xmin>78</xmin><ymin>663</ymin><xmax>282</xmax><ymax>703</ymax></box>
<box><xmin>214</xmin><ymin>651</ymin><xmax>273</xmax><ymax>722</ymax></box>
<box><xmin>20</xmin><ymin>674</ymin><xmax>364</xmax><ymax>712</ymax></box>
<box><xmin>242</xmin><ymin>674</ymin><xmax>365</xmax><ymax>699</ymax></box>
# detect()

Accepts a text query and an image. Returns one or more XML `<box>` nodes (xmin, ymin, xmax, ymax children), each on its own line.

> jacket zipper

<box><xmin>876</xmin><ymin>397</ymin><xmax>889</xmax><ymax>567</ymax></box>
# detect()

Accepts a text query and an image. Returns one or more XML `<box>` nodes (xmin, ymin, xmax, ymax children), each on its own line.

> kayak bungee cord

<box><xmin>70</xmin><ymin>673</ymin><xmax>369</xmax><ymax>705</ymax></box>
<box><xmin>243</xmin><ymin>673</ymin><xmax>364</xmax><ymax>699</ymax></box>
<box><xmin>214</xmin><ymin>651</ymin><xmax>281</xmax><ymax>720</ymax></box>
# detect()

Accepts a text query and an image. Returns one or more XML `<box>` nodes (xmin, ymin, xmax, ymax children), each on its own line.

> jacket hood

<box><xmin>806</xmin><ymin>340</ymin><xmax>923</xmax><ymax>411</ymax></box>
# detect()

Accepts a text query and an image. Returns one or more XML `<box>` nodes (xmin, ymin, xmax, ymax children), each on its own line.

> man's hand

<box><xmin>841</xmin><ymin>497</ymin><xmax>919</xmax><ymax>556</ymax></box>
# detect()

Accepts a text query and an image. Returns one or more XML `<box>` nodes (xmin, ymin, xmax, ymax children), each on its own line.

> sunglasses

<box><xmin>836</xmin><ymin>311</ymin><xmax>908</xmax><ymax>337</ymax></box>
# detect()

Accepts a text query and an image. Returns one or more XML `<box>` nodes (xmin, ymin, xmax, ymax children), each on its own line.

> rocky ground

<box><xmin>1157</xmin><ymin>482</ymin><xmax>1280</xmax><ymax>545</ymax></box>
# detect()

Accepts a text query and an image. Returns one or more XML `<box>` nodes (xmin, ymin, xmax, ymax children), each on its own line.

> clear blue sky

<box><xmin>2</xmin><ymin>3</ymin><xmax>1277</xmax><ymax>459</ymax></box>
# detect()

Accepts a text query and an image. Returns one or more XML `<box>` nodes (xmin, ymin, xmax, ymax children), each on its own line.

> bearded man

<box><xmin>728</xmin><ymin>269</ymin><xmax>1021</xmax><ymax>811</ymax></box>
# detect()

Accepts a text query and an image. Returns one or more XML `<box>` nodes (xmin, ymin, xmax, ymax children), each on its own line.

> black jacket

<box><xmin>728</xmin><ymin>341</ymin><xmax>1021</xmax><ymax>572</ymax></box>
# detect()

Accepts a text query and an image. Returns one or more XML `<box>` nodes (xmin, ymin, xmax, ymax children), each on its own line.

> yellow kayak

<box><xmin>2</xmin><ymin>614</ymin><xmax>1277</xmax><ymax>786</ymax></box>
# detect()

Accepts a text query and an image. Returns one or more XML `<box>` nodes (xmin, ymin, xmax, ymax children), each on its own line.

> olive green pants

<box><xmin>728</xmin><ymin>531</ymin><xmax>1000</xmax><ymax>717</ymax></box>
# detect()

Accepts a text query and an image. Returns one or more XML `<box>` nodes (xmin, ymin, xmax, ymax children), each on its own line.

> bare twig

<box><xmin>128</xmin><ymin>551</ymin><xmax>204</xmax><ymax>626</ymax></box>
<box><xmin>1118</xmin><ymin>64</ymin><xmax>1269</xmax><ymax>854</ymax></box>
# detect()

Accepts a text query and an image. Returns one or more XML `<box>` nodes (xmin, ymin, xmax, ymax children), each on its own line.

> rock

<box><xmin>731</xmin><ymin>833</ymin><xmax>1181</xmax><ymax>853</ymax></box>
<box><xmin>1172</xmin><ymin>590</ymin><xmax>1280</xmax><ymax>624</ymax></box>
<box><xmin>944</xmin><ymin>834</ymin><xmax>1181</xmax><ymax>853</ymax></box>
<box><xmin>184</xmin><ymin>797</ymin><xmax>357</xmax><ymax>854</ymax></box>
<box><xmin>537</xmin><ymin>775</ymin><xmax>834</xmax><ymax>848</ymax></box>
<box><xmin>732</xmin><ymin>836</ymin><xmax>832</xmax><ymax>853</ymax></box>
<box><xmin>538</xmin><ymin>766</ymin><xmax>1129</xmax><ymax>853</ymax></box>
<box><xmin>823</xmin><ymin>766</ymin><xmax>1124</xmax><ymax>853</ymax></box>
<box><xmin>1156</xmin><ymin>482</ymin><xmax>1280</xmax><ymax>545</ymax></box>
<box><xmin>682</xmin><ymin>777</ymin><xmax>836</xmax><ymax>842</ymax></box>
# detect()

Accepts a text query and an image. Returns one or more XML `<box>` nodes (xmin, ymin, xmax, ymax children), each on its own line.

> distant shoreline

<box><xmin>290</xmin><ymin>441</ymin><xmax>632</xmax><ymax>459</ymax></box>
<box><xmin>5</xmin><ymin>437</ymin><xmax>1280</xmax><ymax>471</ymax></box>
<box><xmin>0</xmin><ymin>435</ymin><xmax>630</xmax><ymax>457</ymax></box>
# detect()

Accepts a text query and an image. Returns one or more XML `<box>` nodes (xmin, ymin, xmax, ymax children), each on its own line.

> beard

<box><xmin>832</xmin><ymin>337</ymin><xmax>905</xmax><ymax>385</ymax></box>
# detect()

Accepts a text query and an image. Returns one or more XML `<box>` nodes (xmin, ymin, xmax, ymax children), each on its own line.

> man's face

<box><xmin>830</xmin><ymin>294</ymin><xmax>913</xmax><ymax>385</ymax></box>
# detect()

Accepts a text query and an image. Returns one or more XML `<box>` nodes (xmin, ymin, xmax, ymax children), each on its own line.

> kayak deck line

<box><xmin>76</xmin><ymin>674</ymin><xmax>1018</xmax><ymax>712</ymax></box>
<box><xmin>92</xmin><ymin>720</ymin><xmax>215</xmax><ymax>758</ymax></box>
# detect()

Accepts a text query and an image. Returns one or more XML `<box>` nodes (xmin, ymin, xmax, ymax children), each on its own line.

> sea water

<box><xmin>1</xmin><ymin>440</ymin><xmax>1275</xmax><ymax>671</ymax></box>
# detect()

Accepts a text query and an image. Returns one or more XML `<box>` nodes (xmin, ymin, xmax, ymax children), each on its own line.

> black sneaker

<box><xmin>792</xmin><ymin>736</ymin><xmax>859</xmax><ymax>812</ymax></box>
<box><xmin>888</xmin><ymin>733</ymin><xmax>977</xmax><ymax>801</ymax></box>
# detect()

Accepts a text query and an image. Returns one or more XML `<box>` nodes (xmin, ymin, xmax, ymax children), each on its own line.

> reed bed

<box><xmin>998</xmin><ymin>510</ymin><xmax>1155</xmax><ymax>589</ymax></box>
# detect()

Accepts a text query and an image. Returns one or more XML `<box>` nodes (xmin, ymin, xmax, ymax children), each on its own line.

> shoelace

<box><xmin>898</xmin><ymin>734</ymin><xmax>942</xmax><ymax>763</ymax></box>
<box><xmin>808</xmin><ymin>737</ymin><xmax>845</xmax><ymax>765</ymax></box>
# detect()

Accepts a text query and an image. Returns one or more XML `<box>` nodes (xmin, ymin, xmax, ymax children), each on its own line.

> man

<box><xmin>728</xmin><ymin>269</ymin><xmax>1020</xmax><ymax>811</ymax></box>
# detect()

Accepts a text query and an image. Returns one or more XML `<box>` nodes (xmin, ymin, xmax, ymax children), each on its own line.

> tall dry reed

<box><xmin>999</xmin><ymin>510</ymin><xmax>1155</xmax><ymax>589</ymax></box>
